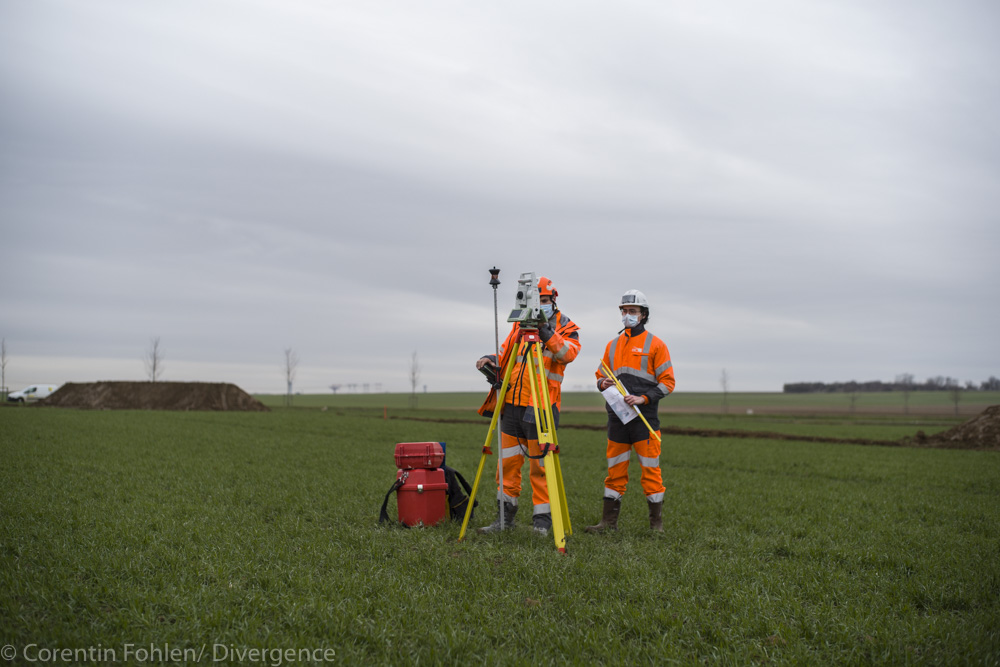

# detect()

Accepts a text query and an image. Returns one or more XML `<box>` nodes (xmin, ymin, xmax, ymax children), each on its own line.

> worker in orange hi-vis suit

<box><xmin>475</xmin><ymin>276</ymin><xmax>581</xmax><ymax>536</ymax></box>
<box><xmin>587</xmin><ymin>289</ymin><xmax>675</xmax><ymax>533</ymax></box>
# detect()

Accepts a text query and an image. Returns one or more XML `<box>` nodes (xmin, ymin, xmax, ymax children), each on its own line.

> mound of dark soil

<box><xmin>904</xmin><ymin>405</ymin><xmax>1000</xmax><ymax>451</ymax></box>
<box><xmin>40</xmin><ymin>382</ymin><xmax>269</xmax><ymax>412</ymax></box>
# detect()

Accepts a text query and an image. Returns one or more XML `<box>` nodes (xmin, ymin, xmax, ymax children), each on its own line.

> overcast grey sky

<box><xmin>2</xmin><ymin>0</ymin><xmax>998</xmax><ymax>395</ymax></box>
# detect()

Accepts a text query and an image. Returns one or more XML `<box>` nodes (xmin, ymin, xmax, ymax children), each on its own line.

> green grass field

<box><xmin>2</xmin><ymin>403</ymin><xmax>998</xmax><ymax>664</ymax></box>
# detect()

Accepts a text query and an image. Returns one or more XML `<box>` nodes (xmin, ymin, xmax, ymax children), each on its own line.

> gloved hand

<box><xmin>538</xmin><ymin>322</ymin><xmax>555</xmax><ymax>342</ymax></box>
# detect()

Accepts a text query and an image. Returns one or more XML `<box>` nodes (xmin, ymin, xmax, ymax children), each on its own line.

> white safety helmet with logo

<box><xmin>619</xmin><ymin>290</ymin><xmax>648</xmax><ymax>309</ymax></box>
<box><xmin>620</xmin><ymin>289</ymin><xmax>650</xmax><ymax>326</ymax></box>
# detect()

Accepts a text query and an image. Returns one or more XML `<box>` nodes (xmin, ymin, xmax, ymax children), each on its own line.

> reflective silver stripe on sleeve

<box><xmin>655</xmin><ymin>360</ymin><xmax>673</xmax><ymax>375</ymax></box>
<box><xmin>638</xmin><ymin>454</ymin><xmax>660</xmax><ymax>468</ymax></box>
<box><xmin>554</xmin><ymin>342</ymin><xmax>572</xmax><ymax>360</ymax></box>
<box><xmin>547</xmin><ymin>371</ymin><xmax>564</xmax><ymax>383</ymax></box>
<box><xmin>645</xmin><ymin>491</ymin><xmax>665</xmax><ymax>503</ymax></box>
<box><xmin>607</xmin><ymin>451</ymin><xmax>630</xmax><ymax>468</ymax></box>
<box><xmin>657</xmin><ymin>382</ymin><xmax>672</xmax><ymax>395</ymax></box>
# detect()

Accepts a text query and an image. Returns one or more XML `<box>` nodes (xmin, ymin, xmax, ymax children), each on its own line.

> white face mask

<box><xmin>621</xmin><ymin>313</ymin><xmax>640</xmax><ymax>328</ymax></box>
<box><xmin>541</xmin><ymin>304</ymin><xmax>554</xmax><ymax>319</ymax></box>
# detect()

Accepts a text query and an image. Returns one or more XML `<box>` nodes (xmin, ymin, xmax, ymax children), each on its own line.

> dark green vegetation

<box><xmin>262</xmin><ymin>389</ymin><xmax>1000</xmax><ymax>417</ymax></box>
<box><xmin>2</xmin><ymin>404</ymin><xmax>998</xmax><ymax>664</ymax></box>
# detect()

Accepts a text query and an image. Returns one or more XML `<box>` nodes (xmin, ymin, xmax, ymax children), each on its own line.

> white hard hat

<box><xmin>620</xmin><ymin>289</ymin><xmax>649</xmax><ymax>309</ymax></box>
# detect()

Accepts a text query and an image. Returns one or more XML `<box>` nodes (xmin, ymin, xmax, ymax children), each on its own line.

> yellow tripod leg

<box><xmin>458</xmin><ymin>345</ymin><xmax>520</xmax><ymax>541</ymax></box>
<box><xmin>542</xmin><ymin>451</ymin><xmax>567</xmax><ymax>552</ymax></box>
<box><xmin>527</xmin><ymin>342</ymin><xmax>569</xmax><ymax>552</ymax></box>
<box><xmin>551</xmin><ymin>450</ymin><xmax>571</xmax><ymax>536</ymax></box>
<box><xmin>542</xmin><ymin>383</ymin><xmax>572</xmax><ymax>538</ymax></box>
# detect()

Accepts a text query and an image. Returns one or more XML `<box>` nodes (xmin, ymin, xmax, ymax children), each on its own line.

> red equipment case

<box><xmin>394</xmin><ymin>441</ymin><xmax>445</xmax><ymax>470</ymax></box>
<box><xmin>395</xmin><ymin>468</ymin><xmax>448</xmax><ymax>527</ymax></box>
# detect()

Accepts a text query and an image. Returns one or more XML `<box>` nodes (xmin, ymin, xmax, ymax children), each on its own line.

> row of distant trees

<box><xmin>784</xmin><ymin>374</ymin><xmax>1000</xmax><ymax>393</ymax></box>
<box><xmin>782</xmin><ymin>374</ymin><xmax>1000</xmax><ymax>416</ymax></box>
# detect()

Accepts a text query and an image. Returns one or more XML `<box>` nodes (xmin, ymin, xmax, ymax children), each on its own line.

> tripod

<box><xmin>459</xmin><ymin>325</ymin><xmax>572</xmax><ymax>552</ymax></box>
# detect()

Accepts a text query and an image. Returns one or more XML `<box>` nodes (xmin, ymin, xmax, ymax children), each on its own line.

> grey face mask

<box><xmin>541</xmin><ymin>304</ymin><xmax>554</xmax><ymax>319</ymax></box>
<box><xmin>621</xmin><ymin>313</ymin><xmax>639</xmax><ymax>328</ymax></box>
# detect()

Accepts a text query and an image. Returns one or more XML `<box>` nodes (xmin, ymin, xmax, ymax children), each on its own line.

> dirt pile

<box><xmin>905</xmin><ymin>405</ymin><xmax>1000</xmax><ymax>451</ymax></box>
<box><xmin>40</xmin><ymin>382</ymin><xmax>269</xmax><ymax>412</ymax></box>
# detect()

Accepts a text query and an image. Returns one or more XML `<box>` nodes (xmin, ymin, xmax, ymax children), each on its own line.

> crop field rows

<box><xmin>2</xmin><ymin>401</ymin><xmax>998</xmax><ymax>664</ymax></box>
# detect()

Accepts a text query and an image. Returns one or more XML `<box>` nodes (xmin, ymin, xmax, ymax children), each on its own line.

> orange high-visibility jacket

<box><xmin>478</xmin><ymin>311</ymin><xmax>581</xmax><ymax>416</ymax></box>
<box><xmin>596</xmin><ymin>327</ymin><xmax>674</xmax><ymax>428</ymax></box>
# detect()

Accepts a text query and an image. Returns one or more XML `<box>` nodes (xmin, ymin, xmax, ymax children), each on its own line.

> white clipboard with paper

<box><xmin>601</xmin><ymin>386</ymin><xmax>638</xmax><ymax>424</ymax></box>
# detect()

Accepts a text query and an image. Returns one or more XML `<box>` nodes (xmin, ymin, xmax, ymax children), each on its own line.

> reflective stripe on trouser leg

<box><xmin>635</xmin><ymin>433</ymin><xmax>665</xmax><ymax>501</ymax></box>
<box><xmin>527</xmin><ymin>437</ymin><xmax>550</xmax><ymax>510</ymax></box>
<box><xmin>496</xmin><ymin>430</ymin><xmax>524</xmax><ymax>504</ymax></box>
<box><xmin>603</xmin><ymin>439</ymin><xmax>632</xmax><ymax>499</ymax></box>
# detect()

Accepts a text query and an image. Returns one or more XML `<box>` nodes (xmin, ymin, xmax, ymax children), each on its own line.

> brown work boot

<box><xmin>584</xmin><ymin>497</ymin><xmax>621</xmax><ymax>533</ymax></box>
<box><xmin>647</xmin><ymin>499</ymin><xmax>663</xmax><ymax>532</ymax></box>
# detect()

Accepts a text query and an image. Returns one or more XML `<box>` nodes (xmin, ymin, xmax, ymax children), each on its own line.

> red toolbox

<box><xmin>395</xmin><ymin>468</ymin><xmax>448</xmax><ymax>527</ymax></box>
<box><xmin>394</xmin><ymin>441</ymin><xmax>445</xmax><ymax>470</ymax></box>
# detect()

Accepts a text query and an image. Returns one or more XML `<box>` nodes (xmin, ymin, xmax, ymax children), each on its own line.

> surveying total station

<box><xmin>459</xmin><ymin>271</ymin><xmax>572</xmax><ymax>552</ymax></box>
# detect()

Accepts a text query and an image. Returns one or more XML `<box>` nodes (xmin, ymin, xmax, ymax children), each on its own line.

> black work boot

<box><xmin>584</xmin><ymin>497</ymin><xmax>621</xmax><ymax>534</ymax></box>
<box><xmin>477</xmin><ymin>500</ymin><xmax>518</xmax><ymax>534</ymax></box>
<box><xmin>532</xmin><ymin>512</ymin><xmax>552</xmax><ymax>536</ymax></box>
<box><xmin>647</xmin><ymin>499</ymin><xmax>663</xmax><ymax>532</ymax></box>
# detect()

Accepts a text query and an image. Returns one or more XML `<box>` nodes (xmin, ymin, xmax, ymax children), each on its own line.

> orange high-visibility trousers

<box><xmin>494</xmin><ymin>405</ymin><xmax>552</xmax><ymax>515</ymax></box>
<box><xmin>602</xmin><ymin>432</ymin><xmax>665</xmax><ymax>503</ymax></box>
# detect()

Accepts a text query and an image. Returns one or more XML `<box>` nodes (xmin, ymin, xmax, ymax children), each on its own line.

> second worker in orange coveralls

<box><xmin>475</xmin><ymin>276</ymin><xmax>581</xmax><ymax>535</ymax></box>
<box><xmin>586</xmin><ymin>289</ymin><xmax>675</xmax><ymax>533</ymax></box>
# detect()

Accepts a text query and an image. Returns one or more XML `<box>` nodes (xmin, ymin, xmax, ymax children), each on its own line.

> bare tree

<box><xmin>1</xmin><ymin>338</ymin><xmax>8</xmax><ymax>400</ymax></box>
<box><xmin>284</xmin><ymin>347</ymin><xmax>299</xmax><ymax>406</ymax></box>
<box><xmin>409</xmin><ymin>350</ymin><xmax>421</xmax><ymax>409</ymax></box>
<box><xmin>896</xmin><ymin>373</ymin><xmax>914</xmax><ymax>415</ymax></box>
<box><xmin>720</xmin><ymin>369</ymin><xmax>729</xmax><ymax>414</ymax></box>
<box><xmin>947</xmin><ymin>378</ymin><xmax>962</xmax><ymax>416</ymax></box>
<box><xmin>329</xmin><ymin>384</ymin><xmax>341</xmax><ymax>394</ymax></box>
<box><xmin>144</xmin><ymin>337</ymin><xmax>164</xmax><ymax>382</ymax></box>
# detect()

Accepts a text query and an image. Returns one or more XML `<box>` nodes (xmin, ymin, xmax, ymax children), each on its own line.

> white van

<box><xmin>6</xmin><ymin>384</ymin><xmax>62</xmax><ymax>403</ymax></box>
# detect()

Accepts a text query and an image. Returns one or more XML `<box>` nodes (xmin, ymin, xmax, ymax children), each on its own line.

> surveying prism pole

<box><xmin>489</xmin><ymin>267</ymin><xmax>505</xmax><ymax>530</ymax></box>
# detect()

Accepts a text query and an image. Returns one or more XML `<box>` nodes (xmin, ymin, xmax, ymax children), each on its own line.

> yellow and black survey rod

<box><xmin>599</xmin><ymin>358</ymin><xmax>661</xmax><ymax>442</ymax></box>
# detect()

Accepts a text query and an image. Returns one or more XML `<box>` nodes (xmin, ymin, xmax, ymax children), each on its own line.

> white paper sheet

<box><xmin>602</xmin><ymin>386</ymin><xmax>638</xmax><ymax>424</ymax></box>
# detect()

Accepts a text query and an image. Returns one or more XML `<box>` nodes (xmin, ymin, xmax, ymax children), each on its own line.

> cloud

<box><xmin>1</xmin><ymin>0</ymin><xmax>998</xmax><ymax>394</ymax></box>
